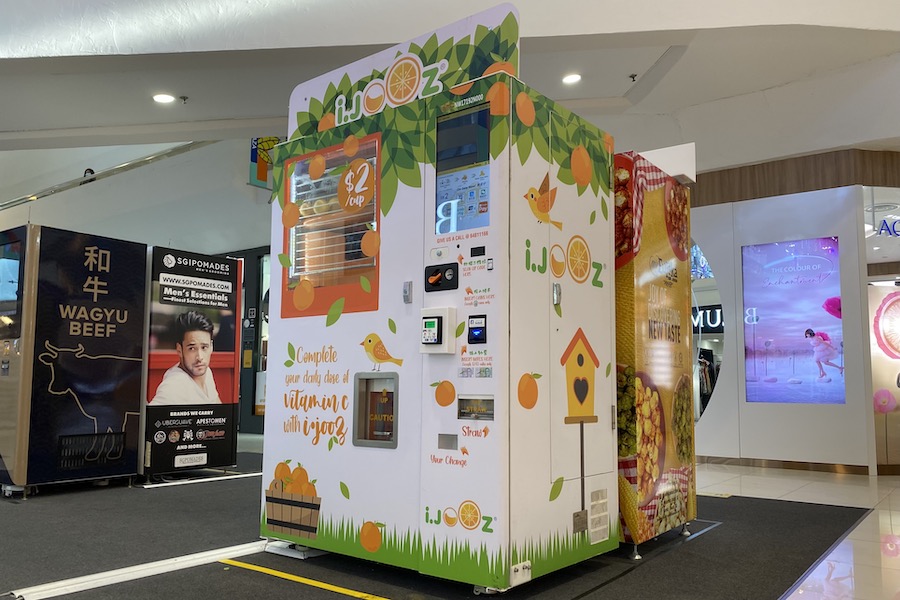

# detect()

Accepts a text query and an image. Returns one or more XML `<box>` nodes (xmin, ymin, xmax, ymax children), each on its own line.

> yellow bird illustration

<box><xmin>524</xmin><ymin>173</ymin><xmax>562</xmax><ymax>230</ymax></box>
<box><xmin>360</xmin><ymin>333</ymin><xmax>403</xmax><ymax>370</ymax></box>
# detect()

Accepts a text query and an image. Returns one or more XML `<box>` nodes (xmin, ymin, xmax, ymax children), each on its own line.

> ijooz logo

<box><xmin>425</xmin><ymin>500</ymin><xmax>495</xmax><ymax>533</ymax></box>
<box><xmin>335</xmin><ymin>53</ymin><xmax>448</xmax><ymax>127</ymax></box>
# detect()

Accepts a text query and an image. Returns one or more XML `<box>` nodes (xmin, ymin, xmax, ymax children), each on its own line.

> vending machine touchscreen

<box><xmin>434</xmin><ymin>105</ymin><xmax>491</xmax><ymax>235</ymax></box>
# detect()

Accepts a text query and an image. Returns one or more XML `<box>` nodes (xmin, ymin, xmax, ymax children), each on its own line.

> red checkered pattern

<box><xmin>617</xmin><ymin>458</ymin><xmax>693</xmax><ymax>543</ymax></box>
<box><xmin>632</xmin><ymin>155</ymin><xmax>668</xmax><ymax>256</ymax></box>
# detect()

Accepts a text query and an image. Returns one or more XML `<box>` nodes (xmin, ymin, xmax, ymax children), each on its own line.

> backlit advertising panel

<box><xmin>741</xmin><ymin>237</ymin><xmax>844</xmax><ymax>404</ymax></box>
<box><xmin>143</xmin><ymin>248</ymin><xmax>241</xmax><ymax>475</ymax></box>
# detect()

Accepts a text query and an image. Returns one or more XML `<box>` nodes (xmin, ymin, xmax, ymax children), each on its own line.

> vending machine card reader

<box><xmin>420</xmin><ymin>307</ymin><xmax>455</xmax><ymax>354</ymax></box>
<box><xmin>422</xmin><ymin>316</ymin><xmax>442</xmax><ymax>345</ymax></box>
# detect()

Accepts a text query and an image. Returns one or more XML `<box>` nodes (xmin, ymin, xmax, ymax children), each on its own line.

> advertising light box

<box><xmin>741</xmin><ymin>237</ymin><xmax>844</xmax><ymax>404</ymax></box>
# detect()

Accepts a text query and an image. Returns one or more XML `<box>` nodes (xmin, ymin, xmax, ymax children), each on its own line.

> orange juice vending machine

<box><xmin>0</xmin><ymin>225</ymin><xmax>147</xmax><ymax>495</ymax></box>
<box><xmin>263</xmin><ymin>6</ymin><xmax>619</xmax><ymax>591</ymax></box>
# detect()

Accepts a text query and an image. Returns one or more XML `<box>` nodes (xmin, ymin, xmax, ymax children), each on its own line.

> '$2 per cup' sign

<box><xmin>338</xmin><ymin>158</ymin><xmax>375</xmax><ymax>213</ymax></box>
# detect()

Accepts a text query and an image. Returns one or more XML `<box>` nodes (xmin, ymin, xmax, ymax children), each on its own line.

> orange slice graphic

<box><xmin>385</xmin><ymin>56</ymin><xmax>422</xmax><ymax>106</ymax></box>
<box><xmin>458</xmin><ymin>500</ymin><xmax>481</xmax><ymax>530</ymax></box>
<box><xmin>566</xmin><ymin>235</ymin><xmax>591</xmax><ymax>284</ymax></box>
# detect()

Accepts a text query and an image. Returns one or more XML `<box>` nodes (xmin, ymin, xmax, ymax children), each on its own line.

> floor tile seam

<box><xmin>6</xmin><ymin>540</ymin><xmax>267</xmax><ymax>599</ymax></box>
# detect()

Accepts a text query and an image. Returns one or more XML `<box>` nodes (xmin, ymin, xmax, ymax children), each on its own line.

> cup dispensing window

<box><xmin>435</xmin><ymin>105</ymin><xmax>491</xmax><ymax>235</ymax></box>
<box><xmin>353</xmin><ymin>372</ymin><xmax>398</xmax><ymax>449</ymax></box>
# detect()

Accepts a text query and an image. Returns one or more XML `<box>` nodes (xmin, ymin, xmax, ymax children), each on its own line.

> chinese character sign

<box><xmin>29</xmin><ymin>227</ymin><xmax>147</xmax><ymax>484</ymax></box>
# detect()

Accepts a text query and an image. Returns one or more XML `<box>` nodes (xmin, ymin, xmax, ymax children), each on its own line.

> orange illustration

<box><xmin>483</xmin><ymin>61</ymin><xmax>516</xmax><ymax>77</ymax></box>
<box><xmin>549</xmin><ymin>244</ymin><xmax>566</xmax><ymax>278</ymax></box>
<box><xmin>274</xmin><ymin>461</ymin><xmax>291</xmax><ymax>482</ymax></box>
<box><xmin>299</xmin><ymin>481</ymin><xmax>318</xmax><ymax>497</ymax></box>
<box><xmin>360</xmin><ymin>333</ymin><xmax>403</xmax><ymax>369</ymax></box>
<box><xmin>517</xmin><ymin>373</ymin><xmax>539</xmax><ymax>409</ymax></box>
<box><xmin>566</xmin><ymin>235</ymin><xmax>591</xmax><ymax>284</ymax></box>
<box><xmin>281</xmin><ymin>201</ymin><xmax>300</xmax><ymax>229</ymax></box>
<box><xmin>292</xmin><ymin>279</ymin><xmax>316</xmax><ymax>311</ymax></box>
<box><xmin>385</xmin><ymin>55</ymin><xmax>422</xmax><ymax>106</ymax></box>
<box><xmin>338</xmin><ymin>158</ymin><xmax>376</xmax><ymax>213</ymax></box>
<box><xmin>450</xmin><ymin>81</ymin><xmax>474</xmax><ymax>96</ymax></box>
<box><xmin>290</xmin><ymin>465</ymin><xmax>309</xmax><ymax>488</ymax></box>
<box><xmin>360</xmin><ymin>230</ymin><xmax>381</xmax><ymax>257</ymax></box>
<box><xmin>515</xmin><ymin>92</ymin><xmax>535</xmax><ymax>127</ymax></box>
<box><xmin>602</xmin><ymin>131</ymin><xmax>614</xmax><ymax>154</ymax></box>
<box><xmin>343</xmin><ymin>135</ymin><xmax>360</xmax><ymax>158</ymax></box>
<box><xmin>308</xmin><ymin>154</ymin><xmax>326</xmax><ymax>180</ymax></box>
<box><xmin>571</xmin><ymin>144</ymin><xmax>593</xmax><ymax>187</ymax></box>
<box><xmin>458</xmin><ymin>500</ymin><xmax>481</xmax><ymax>530</ymax></box>
<box><xmin>443</xmin><ymin>507</ymin><xmax>458</xmax><ymax>527</ymax></box>
<box><xmin>359</xmin><ymin>521</ymin><xmax>382</xmax><ymax>553</ymax></box>
<box><xmin>433</xmin><ymin>380</ymin><xmax>456</xmax><ymax>407</ymax></box>
<box><xmin>486</xmin><ymin>81</ymin><xmax>510</xmax><ymax>116</ymax></box>
<box><xmin>363</xmin><ymin>80</ymin><xmax>386</xmax><ymax>114</ymax></box>
<box><xmin>317</xmin><ymin>112</ymin><xmax>336</xmax><ymax>132</ymax></box>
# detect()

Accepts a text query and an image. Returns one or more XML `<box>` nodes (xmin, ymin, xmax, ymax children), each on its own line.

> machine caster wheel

<box><xmin>473</xmin><ymin>586</ymin><xmax>499</xmax><ymax>595</ymax></box>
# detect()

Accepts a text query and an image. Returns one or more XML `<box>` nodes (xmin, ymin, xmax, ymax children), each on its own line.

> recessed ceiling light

<box><xmin>153</xmin><ymin>94</ymin><xmax>176</xmax><ymax>104</ymax></box>
<box><xmin>865</xmin><ymin>202</ymin><xmax>900</xmax><ymax>213</ymax></box>
<box><xmin>873</xmin><ymin>246</ymin><xmax>881</xmax><ymax>250</ymax></box>
<box><xmin>562</xmin><ymin>73</ymin><xmax>581</xmax><ymax>85</ymax></box>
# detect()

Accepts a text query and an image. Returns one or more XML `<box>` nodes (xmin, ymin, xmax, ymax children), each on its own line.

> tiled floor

<box><xmin>697</xmin><ymin>462</ymin><xmax>900</xmax><ymax>599</ymax></box>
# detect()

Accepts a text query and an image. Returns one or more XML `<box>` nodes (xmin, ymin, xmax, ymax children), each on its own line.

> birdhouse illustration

<box><xmin>560</xmin><ymin>328</ymin><xmax>600</xmax><ymax>424</ymax></box>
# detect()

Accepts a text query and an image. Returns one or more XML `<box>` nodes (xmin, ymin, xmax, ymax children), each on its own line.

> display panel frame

<box><xmin>0</xmin><ymin>226</ymin><xmax>27</xmax><ymax>341</ymax></box>
<box><xmin>740</xmin><ymin>236</ymin><xmax>845</xmax><ymax>405</ymax></box>
<box><xmin>434</xmin><ymin>104</ymin><xmax>491</xmax><ymax>235</ymax></box>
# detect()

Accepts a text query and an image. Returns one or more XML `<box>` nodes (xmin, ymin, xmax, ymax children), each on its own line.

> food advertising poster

<box><xmin>144</xmin><ymin>247</ymin><xmax>241</xmax><ymax>475</ymax></box>
<box><xmin>741</xmin><ymin>237</ymin><xmax>844</xmax><ymax>404</ymax></box>
<box><xmin>614</xmin><ymin>153</ymin><xmax>695</xmax><ymax>545</ymax></box>
<box><xmin>29</xmin><ymin>227</ymin><xmax>147</xmax><ymax>484</ymax></box>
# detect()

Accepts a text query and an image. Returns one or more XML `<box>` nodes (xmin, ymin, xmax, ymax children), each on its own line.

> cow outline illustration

<box><xmin>37</xmin><ymin>340</ymin><xmax>142</xmax><ymax>461</ymax></box>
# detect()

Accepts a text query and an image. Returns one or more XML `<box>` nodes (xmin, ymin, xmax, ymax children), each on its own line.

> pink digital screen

<box><xmin>741</xmin><ymin>237</ymin><xmax>845</xmax><ymax>404</ymax></box>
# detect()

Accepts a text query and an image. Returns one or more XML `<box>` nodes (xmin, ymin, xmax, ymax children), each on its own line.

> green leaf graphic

<box><xmin>589</xmin><ymin>211</ymin><xmax>596</xmax><ymax>225</ymax></box>
<box><xmin>533</xmin><ymin>373</ymin><xmax>543</xmax><ymax>379</ymax></box>
<box><xmin>328</xmin><ymin>437</ymin><xmax>334</xmax><ymax>451</ymax></box>
<box><xmin>288</xmin><ymin>342</ymin><xmax>296</xmax><ymax>360</ymax></box>
<box><xmin>499</xmin><ymin>11</ymin><xmax>519</xmax><ymax>47</ymax></box>
<box><xmin>388</xmin><ymin>318</ymin><xmax>397</xmax><ymax>334</ymax></box>
<box><xmin>381</xmin><ymin>166</ymin><xmax>398</xmax><ymax>217</ymax></box>
<box><xmin>360</xmin><ymin>276</ymin><xmax>371</xmax><ymax>293</ymax></box>
<box><xmin>516</xmin><ymin>128</ymin><xmax>533</xmax><ymax>166</ymax></box>
<box><xmin>549</xmin><ymin>477</ymin><xmax>564</xmax><ymax>501</ymax></box>
<box><xmin>490</xmin><ymin>117</ymin><xmax>510</xmax><ymax>160</ymax></box>
<box><xmin>284</xmin><ymin>360</ymin><xmax>294</xmax><ymax>368</ymax></box>
<box><xmin>554</xmin><ymin>303</ymin><xmax>562</xmax><ymax>318</ymax></box>
<box><xmin>601</xmin><ymin>197</ymin><xmax>609</xmax><ymax>221</ymax></box>
<box><xmin>326</xmin><ymin>298</ymin><xmax>345</xmax><ymax>327</ymax></box>
<box><xmin>278</xmin><ymin>253</ymin><xmax>292</xmax><ymax>268</ymax></box>
<box><xmin>455</xmin><ymin>321</ymin><xmax>466</xmax><ymax>338</ymax></box>
<box><xmin>340</xmin><ymin>481</ymin><xmax>350</xmax><ymax>500</ymax></box>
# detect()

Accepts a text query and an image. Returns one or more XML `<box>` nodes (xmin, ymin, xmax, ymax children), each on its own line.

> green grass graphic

<box><xmin>261</xmin><ymin>510</ymin><xmax>619</xmax><ymax>588</ymax></box>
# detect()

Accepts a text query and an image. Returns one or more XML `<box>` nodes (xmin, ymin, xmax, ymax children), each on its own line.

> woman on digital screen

<box><xmin>804</xmin><ymin>328</ymin><xmax>843</xmax><ymax>380</ymax></box>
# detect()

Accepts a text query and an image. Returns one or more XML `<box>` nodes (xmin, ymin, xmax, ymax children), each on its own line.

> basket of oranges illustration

<box><xmin>265</xmin><ymin>460</ymin><xmax>320</xmax><ymax>539</ymax></box>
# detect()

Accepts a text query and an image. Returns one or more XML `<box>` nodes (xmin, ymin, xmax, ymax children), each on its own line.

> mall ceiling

<box><xmin>2</xmin><ymin>3</ymin><xmax>900</xmax><ymax>262</ymax></box>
